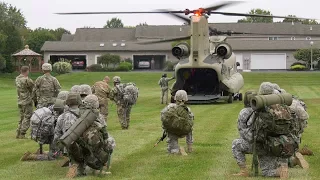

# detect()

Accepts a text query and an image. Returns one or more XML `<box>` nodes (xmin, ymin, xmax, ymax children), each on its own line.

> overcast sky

<box><xmin>3</xmin><ymin>0</ymin><xmax>320</xmax><ymax>33</ymax></box>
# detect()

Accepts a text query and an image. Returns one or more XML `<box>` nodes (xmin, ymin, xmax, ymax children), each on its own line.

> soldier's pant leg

<box><xmin>259</xmin><ymin>155</ymin><xmax>288</xmax><ymax>177</ymax></box>
<box><xmin>20</xmin><ymin>103</ymin><xmax>33</xmax><ymax>135</ymax></box>
<box><xmin>167</xmin><ymin>133</ymin><xmax>179</xmax><ymax>154</ymax></box>
<box><xmin>186</xmin><ymin>131</ymin><xmax>193</xmax><ymax>145</ymax></box>
<box><xmin>126</xmin><ymin>106</ymin><xmax>132</xmax><ymax>128</ymax></box>
<box><xmin>116</xmin><ymin>105</ymin><xmax>127</xmax><ymax>128</ymax></box>
<box><xmin>164</xmin><ymin>89</ymin><xmax>168</xmax><ymax>104</ymax></box>
<box><xmin>99</xmin><ymin>99</ymin><xmax>109</xmax><ymax>121</ymax></box>
<box><xmin>232</xmin><ymin>138</ymin><xmax>252</xmax><ymax>165</ymax></box>
<box><xmin>17</xmin><ymin>105</ymin><xmax>24</xmax><ymax>134</ymax></box>
<box><xmin>161</xmin><ymin>90</ymin><xmax>164</xmax><ymax>104</ymax></box>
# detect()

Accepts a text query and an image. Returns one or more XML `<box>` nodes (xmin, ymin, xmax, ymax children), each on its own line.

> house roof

<box><xmin>61</xmin><ymin>34</ymin><xmax>74</xmax><ymax>41</ymax></box>
<box><xmin>72</xmin><ymin>28</ymin><xmax>136</xmax><ymax>42</ymax></box>
<box><xmin>13</xmin><ymin>45</ymin><xmax>41</xmax><ymax>56</ymax></box>
<box><xmin>41</xmin><ymin>39</ymin><xmax>320</xmax><ymax>52</ymax></box>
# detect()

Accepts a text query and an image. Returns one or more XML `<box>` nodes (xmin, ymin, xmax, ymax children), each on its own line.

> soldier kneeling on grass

<box><xmin>20</xmin><ymin>99</ymin><xmax>65</xmax><ymax>161</ymax></box>
<box><xmin>160</xmin><ymin>90</ymin><xmax>194</xmax><ymax>155</ymax></box>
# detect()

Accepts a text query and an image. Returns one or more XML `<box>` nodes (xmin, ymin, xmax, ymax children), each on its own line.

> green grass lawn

<box><xmin>0</xmin><ymin>71</ymin><xmax>319</xmax><ymax>180</ymax></box>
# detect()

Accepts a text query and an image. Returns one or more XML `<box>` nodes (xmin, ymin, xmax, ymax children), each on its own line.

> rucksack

<box><xmin>116</xmin><ymin>82</ymin><xmax>139</xmax><ymax>105</ymax></box>
<box><xmin>161</xmin><ymin>103</ymin><xmax>193</xmax><ymax>137</ymax></box>
<box><xmin>255</xmin><ymin>104</ymin><xmax>299</xmax><ymax>158</ymax></box>
<box><xmin>30</xmin><ymin>107</ymin><xmax>56</xmax><ymax>144</ymax></box>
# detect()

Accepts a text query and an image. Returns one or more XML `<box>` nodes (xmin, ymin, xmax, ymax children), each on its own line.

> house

<box><xmin>41</xmin><ymin>22</ymin><xmax>320</xmax><ymax>71</ymax></box>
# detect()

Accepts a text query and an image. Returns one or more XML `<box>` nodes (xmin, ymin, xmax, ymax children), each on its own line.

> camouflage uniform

<box><xmin>158</xmin><ymin>74</ymin><xmax>174</xmax><ymax>104</ymax></box>
<box><xmin>15</xmin><ymin>74</ymin><xmax>35</xmax><ymax>138</ymax></box>
<box><xmin>57</xmin><ymin>91</ymin><xmax>69</xmax><ymax>101</ymax></box>
<box><xmin>109</xmin><ymin>76</ymin><xmax>132</xmax><ymax>129</ymax></box>
<box><xmin>79</xmin><ymin>84</ymin><xmax>93</xmax><ymax>115</ymax></box>
<box><xmin>92</xmin><ymin>81</ymin><xmax>110</xmax><ymax>120</ymax></box>
<box><xmin>34</xmin><ymin>63</ymin><xmax>61</xmax><ymax>108</ymax></box>
<box><xmin>70</xmin><ymin>85</ymin><xmax>81</xmax><ymax>94</ymax></box>
<box><xmin>165</xmin><ymin>90</ymin><xmax>193</xmax><ymax>155</ymax></box>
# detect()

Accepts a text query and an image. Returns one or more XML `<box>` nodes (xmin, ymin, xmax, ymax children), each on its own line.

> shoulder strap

<box><xmin>67</xmin><ymin>110</ymin><xmax>80</xmax><ymax>118</ymax></box>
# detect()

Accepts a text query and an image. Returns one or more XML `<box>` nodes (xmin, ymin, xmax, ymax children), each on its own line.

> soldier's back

<box><xmin>93</xmin><ymin>81</ymin><xmax>110</xmax><ymax>99</ymax></box>
<box><xmin>15</xmin><ymin>74</ymin><xmax>34</xmax><ymax>105</ymax></box>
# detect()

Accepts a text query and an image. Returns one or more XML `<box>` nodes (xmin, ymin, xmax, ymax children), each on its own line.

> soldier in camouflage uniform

<box><xmin>231</xmin><ymin>90</ymin><xmax>256</xmax><ymax>177</ymax></box>
<box><xmin>109</xmin><ymin>76</ymin><xmax>132</xmax><ymax>129</ymax></box>
<box><xmin>15</xmin><ymin>66</ymin><xmax>35</xmax><ymax>139</ymax></box>
<box><xmin>67</xmin><ymin>95</ymin><xmax>113</xmax><ymax>177</ymax></box>
<box><xmin>70</xmin><ymin>85</ymin><xmax>81</xmax><ymax>94</ymax></box>
<box><xmin>79</xmin><ymin>84</ymin><xmax>92</xmax><ymax>99</ymax></box>
<box><xmin>92</xmin><ymin>76</ymin><xmax>111</xmax><ymax>121</ymax></box>
<box><xmin>158</xmin><ymin>73</ymin><xmax>174</xmax><ymax>104</ymax></box>
<box><xmin>164</xmin><ymin>90</ymin><xmax>193</xmax><ymax>155</ymax></box>
<box><xmin>34</xmin><ymin>63</ymin><xmax>61</xmax><ymax>108</ymax></box>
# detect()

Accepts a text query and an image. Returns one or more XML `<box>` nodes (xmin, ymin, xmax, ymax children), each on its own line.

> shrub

<box><xmin>290</xmin><ymin>64</ymin><xmax>307</xmax><ymax>71</ymax></box>
<box><xmin>163</xmin><ymin>61</ymin><xmax>178</xmax><ymax>71</ymax></box>
<box><xmin>53</xmin><ymin>61</ymin><xmax>72</xmax><ymax>74</ymax></box>
<box><xmin>116</xmin><ymin>62</ymin><xmax>132</xmax><ymax>71</ymax></box>
<box><xmin>291</xmin><ymin>62</ymin><xmax>306</xmax><ymax>67</ymax></box>
<box><xmin>0</xmin><ymin>54</ymin><xmax>6</xmax><ymax>71</ymax></box>
<box><xmin>86</xmin><ymin>64</ymin><xmax>103</xmax><ymax>72</ymax></box>
<box><xmin>124</xmin><ymin>58</ymin><xmax>133</xmax><ymax>63</ymax></box>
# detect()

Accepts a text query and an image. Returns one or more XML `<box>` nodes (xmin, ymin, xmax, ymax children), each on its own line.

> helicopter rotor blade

<box><xmin>156</xmin><ymin>9</ymin><xmax>191</xmax><ymax>25</ymax></box>
<box><xmin>136</xmin><ymin>36</ymin><xmax>191</xmax><ymax>44</ymax></box>
<box><xmin>55</xmin><ymin>11</ymin><xmax>185</xmax><ymax>15</ymax></box>
<box><xmin>210</xmin><ymin>11</ymin><xmax>316</xmax><ymax>20</ymax></box>
<box><xmin>204</xmin><ymin>1</ymin><xmax>244</xmax><ymax>12</ymax></box>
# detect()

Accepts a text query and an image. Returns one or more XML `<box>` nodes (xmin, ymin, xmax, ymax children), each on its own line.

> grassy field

<box><xmin>0</xmin><ymin>71</ymin><xmax>319</xmax><ymax>180</ymax></box>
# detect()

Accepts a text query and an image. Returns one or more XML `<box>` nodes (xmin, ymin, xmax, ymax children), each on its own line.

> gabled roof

<box><xmin>72</xmin><ymin>28</ymin><xmax>136</xmax><ymax>42</ymax></box>
<box><xmin>61</xmin><ymin>34</ymin><xmax>74</xmax><ymax>41</ymax></box>
<box><xmin>13</xmin><ymin>45</ymin><xmax>41</xmax><ymax>56</ymax></box>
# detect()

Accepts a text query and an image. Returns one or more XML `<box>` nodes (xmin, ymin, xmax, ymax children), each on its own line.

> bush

<box><xmin>53</xmin><ymin>61</ymin><xmax>72</xmax><ymax>74</ymax></box>
<box><xmin>290</xmin><ymin>64</ymin><xmax>307</xmax><ymax>71</ymax></box>
<box><xmin>163</xmin><ymin>61</ymin><xmax>178</xmax><ymax>71</ymax></box>
<box><xmin>124</xmin><ymin>58</ymin><xmax>133</xmax><ymax>63</ymax></box>
<box><xmin>290</xmin><ymin>62</ymin><xmax>306</xmax><ymax>67</ymax></box>
<box><xmin>0</xmin><ymin>54</ymin><xmax>6</xmax><ymax>71</ymax></box>
<box><xmin>86</xmin><ymin>64</ymin><xmax>103</xmax><ymax>72</ymax></box>
<box><xmin>116</xmin><ymin>62</ymin><xmax>132</xmax><ymax>71</ymax></box>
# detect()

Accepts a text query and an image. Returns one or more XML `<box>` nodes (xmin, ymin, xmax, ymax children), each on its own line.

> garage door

<box><xmin>235</xmin><ymin>54</ymin><xmax>243</xmax><ymax>69</ymax></box>
<box><xmin>250</xmin><ymin>53</ymin><xmax>286</xmax><ymax>70</ymax></box>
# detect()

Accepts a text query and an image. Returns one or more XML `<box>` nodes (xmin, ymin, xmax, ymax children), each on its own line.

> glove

<box><xmin>101</xmin><ymin>127</ymin><xmax>109</xmax><ymax>140</ymax></box>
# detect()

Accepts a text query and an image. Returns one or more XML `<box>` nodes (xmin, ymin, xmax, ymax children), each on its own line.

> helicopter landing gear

<box><xmin>233</xmin><ymin>93</ymin><xmax>243</xmax><ymax>101</ymax></box>
<box><xmin>227</xmin><ymin>94</ymin><xmax>233</xmax><ymax>104</ymax></box>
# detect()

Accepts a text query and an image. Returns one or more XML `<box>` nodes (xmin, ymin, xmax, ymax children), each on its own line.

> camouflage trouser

<box><xmin>17</xmin><ymin>103</ymin><xmax>33</xmax><ymax>135</ymax></box>
<box><xmin>167</xmin><ymin>132</ymin><xmax>193</xmax><ymax>154</ymax></box>
<box><xmin>259</xmin><ymin>154</ymin><xmax>288</xmax><ymax>177</ymax></box>
<box><xmin>99</xmin><ymin>98</ymin><xmax>108</xmax><ymax>121</ymax></box>
<box><xmin>116</xmin><ymin>104</ymin><xmax>132</xmax><ymax>129</ymax></box>
<box><xmin>232</xmin><ymin>138</ymin><xmax>252</xmax><ymax>165</ymax></box>
<box><xmin>161</xmin><ymin>88</ymin><xmax>169</xmax><ymax>104</ymax></box>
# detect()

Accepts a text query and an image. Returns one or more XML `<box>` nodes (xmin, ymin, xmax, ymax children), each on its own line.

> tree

<box><xmin>51</xmin><ymin>28</ymin><xmax>71</xmax><ymax>40</ymax></box>
<box><xmin>283</xmin><ymin>15</ymin><xmax>318</xmax><ymax>24</ymax></box>
<box><xmin>293</xmin><ymin>48</ymin><xmax>320</xmax><ymax>69</ymax></box>
<box><xmin>0</xmin><ymin>54</ymin><xmax>5</xmax><ymax>71</ymax></box>
<box><xmin>171</xmin><ymin>40</ymin><xmax>190</xmax><ymax>48</ymax></box>
<box><xmin>104</xmin><ymin>18</ymin><xmax>124</xmax><ymax>28</ymax></box>
<box><xmin>0</xmin><ymin>2</ymin><xmax>27</xmax><ymax>28</ymax></box>
<box><xmin>97</xmin><ymin>53</ymin><xmax>112</xmax><ymax>67</ymax></box>
<box><xmin>25</xmin><ymin>28</ymin><xmax>57</xmax><ymax>53</ymax></box>
<box><xmin>110</xmin><ymin>54</ymin><xmax>121</xmax><ymax>68</ymax></box>
<box><xmin>138</xmin><ymin>22</ymin><xmax>148</xmax><ymax>26</ymax></box>
<box><xmin>238</xmin><ymin>9</ymin><xmax>273</xmax><ymax>23</ymax></box>
<box><xmin>302</xmin><ymin>19</ymin><xmax>318</xmax><ymax>25</ymax></box>
<box><xmin>283</xmin><ymin>15</ymin><xmax>300</xmax><ymax>23</ymax></box>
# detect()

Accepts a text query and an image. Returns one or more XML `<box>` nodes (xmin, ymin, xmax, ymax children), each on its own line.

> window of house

<box><xmin>291</xmin><ymin>37</ymin><xmax>295</xmax><ymax>40</ymax></box>
<box><xmin>306</xmin><ymin>37</ymin><xmax>312</xmax><ymax>40</ymax></box>
<box><xmin>268</xmin><ymin>37</ymin><xmax>279</xmax><ymax>40</ymax></box>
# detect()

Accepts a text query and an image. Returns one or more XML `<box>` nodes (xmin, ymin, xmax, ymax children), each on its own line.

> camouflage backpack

<box><xmin>116</xmin><ymin>82</ymin><xmax>139</xmax><ymax>105</ymax></box>
<box><xmin>30</xmin><ymin>107</ymin><xmax>56</xmax><ymax>144</ymax></box>
<box><xmin>161</xmin><ymin>103</ymin><xmax>193</xmax><ymax>137</ymax></box>
<box><xmin>255</xmin><ymin>104</ymin><xmax>299</xmax><ymax>158</ymax></box>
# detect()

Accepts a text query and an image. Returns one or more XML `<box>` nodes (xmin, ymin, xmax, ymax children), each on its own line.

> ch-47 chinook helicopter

<box><xmin>56</xmin><ymin>1</ymin><xmax>314</xmax><ymax>104</ymax></box>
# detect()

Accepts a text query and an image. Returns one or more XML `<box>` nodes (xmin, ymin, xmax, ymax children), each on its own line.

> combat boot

<box><xmin>179</xmin><ymin>147</ymin><xmax>188</xmax><ymax>156</ymax></box>
<box><xmin>187</xmin><ymin>144</ymin><xmax>193</xmax><ymax>153</ymax></box>
<box><xmin>17</xmin><ymin>134</ymin><xmax>28</xmax><ymax>139</ymax></box>
<box><xmin>299</xmin><ymin>145</ymin><xmax>313</xmax><ymax>156</ymax></box>
<box><xmin>294</xmin><ymin>152</ymin><xmax>309</xmax><ymax>169</ymax></box>
<box><xmin>66</xmin><ymin>164</ymin><xmax>78</xmax><ymax>178</ymax></box>
<box><xmin>20</xmin><ymin>152</ymin><xmax>37</xmax><ymax>161</ymax></box>
<box><xmin>93</xmin><ymin>169</ymin><xmax>112</xmax><ymax>176</ymax></box>
<box><xmin>60</xmin><ymin>156</ymin><xmax>70</xmax><ymax>167</ymax></box>
<box><xmin>276</xmin><ymin>164</ymin><xmax>288</xmax><ymax>179</ymax></box>
<box><xmin>232</xmin><ymin>163</ymin><xmax>249</xmax><ymax>177</ymax></box>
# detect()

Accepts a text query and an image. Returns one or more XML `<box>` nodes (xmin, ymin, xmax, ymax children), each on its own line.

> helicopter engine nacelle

<box><xmin>172</xmin><ymin>42</ymin><xmax>190</xmax><ymax>59</ymax></box>
<box><xmin>216</xmin><ymin>43</ymin><xmax>232</xmax><ymax>59</ymax></box>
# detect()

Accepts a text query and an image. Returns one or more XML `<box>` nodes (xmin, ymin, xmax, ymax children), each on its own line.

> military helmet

<box><xmin>244</xmin><ymin>90</ymin><xmax>257</xmax><ymax>107</ymax></box>
<box><xmin>42</xmin><ymin>63</ymin><xmax>52</xmax><ymax>71</ymax></box>
<box><xmin>258</xmin><ymin>82</ymin><xmax>274</xmax><ymax>95</ymax></box>
<box><xmin>54</xmin><ymin>99</ymin><xmax>66</xmax><ymax>112</ymax></box>
<box><xmin>174</xmin><ymin>90</ymin><xmax>188</xmax><ymax>101</ymax></box>
<box><xmin>57</xmin><ymin>91</ymin><xmax>69</xmax><ymax>101</ymax></box>
<box><xmin>83</xmin><ymin>94</ymin><xmax>99</xmax><ymax>109</ymax></box>
<box><xmin>79</xmin><ymin>84</ymin><xmax>92</xmax><ymax>95</ymax></box>
<box><xmin>66</xmin><ymin>92</ymin><xmax>82</xmax><ymax>106</ymax></box>
<box><xmin>113</xmin><ymin>76</ymin><xmax>121</xmax><ymax>83</ymax></box>
<box><xmin>280</xmin><ymin>89</ymin><xmax>286</xmax><ymax>93</ymax></box>
<box><xmin>70</xmin><ymin>85</ymin><xmax>80</xmax><ymax>93</ymax></box>
<box><xmin>162</xmin><ymin>73</ymin><xmax>167</xmax><ymax>77</ymax></box>
<box><xmin>272</xmin><ymin>83</ymin><xmax>281</xmax><ymax>91</ymax></box>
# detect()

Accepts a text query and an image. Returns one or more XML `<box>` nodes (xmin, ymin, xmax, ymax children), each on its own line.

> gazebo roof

<box><xmin>12</xmin><ymin>45</ymin><xmax>41</xmax><ymax>56</ymax></box>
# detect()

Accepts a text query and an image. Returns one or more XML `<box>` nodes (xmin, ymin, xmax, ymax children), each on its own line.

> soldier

<box><xmin>34</xmin><ymin>63</ymin><xmax>61</xmax><ymax>108</ymax></box>
<box><xmin>70</xmin><ymin>85</ymin><xmax>81</xmax><ymax>94</ymax></box>
<box><xmin>20</xmin><ymin>99</ymin><xmax>65</xmax><ymax>161</ymax></box>
<box><xmin>57</xmin><ymin>91</ymin><xmax>69</xmax><ymax>101</ymax></box>
<box><xmin>66</xmin><ymin>95</ymin><xmax>113</xmax><ymax>177</ymax></box>
<box><xmin>15</xmin><ymin>66</ymin><xmax>35</xmax><ymax>139</ymax></box>
<box><xmin>79</xmin><ymin>84</ymin><xmax>92</xmax><ymax>100</ymax></box>
<box><xmin>232</xmin><ymin>90</ymin><xmax>256</xmax><ymax>177</ymax></box>
<box><xmin>162</xmin><ymin>90</ymin><xmax>193</xmax><ymax>155</ymax></box>
<box><xmin>158</xmin><ymin>73</ymin><xmax>174</xmax><ymax>104</ymax></box>
<box><xmin>92</xmin><ymin>76</ymin><xmax>111</xmax><ymax>120</ymax></box>
<box><xmin>109</xmin><ymin>76</ymin><xmax>132</xmax><ymax>129</ymax></box>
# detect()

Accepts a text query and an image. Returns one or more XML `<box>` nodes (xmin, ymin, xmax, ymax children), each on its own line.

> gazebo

<box><xmin>12</xmin><ymin>45</ymin><xmax>42</xmax><ymax>72</ymax></box>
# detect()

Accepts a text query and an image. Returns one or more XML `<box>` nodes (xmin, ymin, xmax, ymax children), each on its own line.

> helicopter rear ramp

<box><xmin>187</xmin><ymin>94</ymin><xmax>221</xmax><ymax>104</ymax></box>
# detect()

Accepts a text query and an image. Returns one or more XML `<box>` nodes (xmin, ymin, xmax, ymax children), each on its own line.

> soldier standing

<box><xmin>92</xmin><ymin>76</ymin><xmax>111</xmax><ymax>121</ymax></box>
<box><xmin>158</xmin><ymin>74</ymin><xmax>174</xmax><ymax>104</ymax></box>
<box><xmin>34</xmin><ymin>63</ymin><xmax>61</xmax><ymax>108</ymax></box>
<box><xmin>15</xmin><ymin>66</ymin><xmax>36</xmax><ymax>139</ymax></box>
<box><xmin>109</xmin><ymin>76</ymin><xmax>132</xmax><ymax>130</ymax></box>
